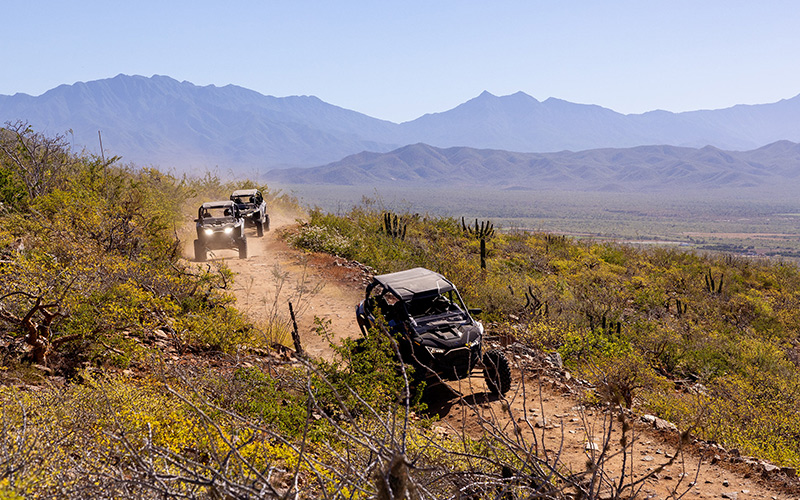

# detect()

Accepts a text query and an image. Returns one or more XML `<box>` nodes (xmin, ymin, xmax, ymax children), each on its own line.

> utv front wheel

<box><xmin>256</xmin><ymin>219</ymin><xmax>264</xmax><ymax>237</ymax></box>
<box><xmin>483</xmin><ymin>349</ymin><xmax>511</xmax><ymax>395</ymax></box>
<box><xmin>194</xmin><ymin>239</ymin><xmax>207</xmax><ymax>262</ymax></box>
<box><xmin>264</xmin><ymin>214</ymin><xmax>270</xmax><ymax>232</ymax></box>
<box><xmin>237</xmin><ymin>237</ymin><xmax>248</xmax><ymax>259</ymax></box>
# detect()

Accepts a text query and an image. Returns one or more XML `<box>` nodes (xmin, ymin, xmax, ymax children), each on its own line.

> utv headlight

<box><xmin>223</xmin><ymin>227</ymin><xmax>234</xmax><ymax>234</ymax></box>
<box><xmin>203</xmin><ymin>228</ymin><xmax>214</xmax><ymax>235</ymax></box>
<box><xmin>425</xmin><ymin>346</ymin><xmax>445</xmax><ymax>356</ymax></box>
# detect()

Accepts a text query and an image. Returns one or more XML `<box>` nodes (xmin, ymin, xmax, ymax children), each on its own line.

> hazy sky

<box><xmin>3</xmin><ymin>1</ymin><xmax>799</xmax><ymax>123</ymax></box>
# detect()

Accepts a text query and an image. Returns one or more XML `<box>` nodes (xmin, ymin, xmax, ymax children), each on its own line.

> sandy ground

<box><xmin>198</xmin><ymin>213</ymin><xmax>795</xmax><ymax>500</ymax></box>
<box><xmin>204</xmin><ymin>211</ymin><xmax>364</xmax><ymax>360</ymax></box>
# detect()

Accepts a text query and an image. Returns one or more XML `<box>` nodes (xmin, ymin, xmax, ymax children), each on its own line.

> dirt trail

<box><xmin>215</xmin><ymin>215</ymin><xmax>793</xmax><ymax>500</ymax></box>
<box><xmin>219</xmin><ymin>211</ymin><xmax>364</xmax><ymax>359</ymax></box>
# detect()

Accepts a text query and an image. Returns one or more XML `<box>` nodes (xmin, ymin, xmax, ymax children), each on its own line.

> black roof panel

<box><xmin>373</xmin><ymin>267</ymin><xmax>455</xmax><ymax>301</ymax></box>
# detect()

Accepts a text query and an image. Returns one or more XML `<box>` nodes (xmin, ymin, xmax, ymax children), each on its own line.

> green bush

<box><xmin>285</xmin><ymin>201</ymin><xmax>800</xmax><ymax>466</ymax></box>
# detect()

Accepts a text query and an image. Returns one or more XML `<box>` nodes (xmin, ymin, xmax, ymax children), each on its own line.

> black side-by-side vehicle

<box><xmin>193</xmin><ymin>201</ymin><xmax>247</xmax><ymax>261</ymax></box>
<box><xmin>356</xmin><ymin>267</ymin><xmax>511</xmax><ymax>395</ymax></box>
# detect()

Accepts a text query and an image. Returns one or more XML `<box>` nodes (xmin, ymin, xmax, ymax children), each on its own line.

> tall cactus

<box><xmin>588</xmin><ymin>313</ymin><xmax>622</xmax><ymax>336</ymax></box>
<box><xmin>704</xmin><ymin>269</ymin><xmax>724</xmax><ymax>294</ymax></box>
<box><xmin>462</xmin><ymin>217</ymin><xmax>494</xmax><ymax>269</ymax></box>
<box><xmin>462</xmin><ymin>217</ymin><xmax>495</xmax><ymax>239</ymax></box>
<box><xmin>523</xmin><ymin>285</ymin><xmax>548</xmax><ymax>317</ymax></box>
<box><xmin>383</xmin><ymin>212</ymin><xmax>407</xmax><ymax>240</ymax></box>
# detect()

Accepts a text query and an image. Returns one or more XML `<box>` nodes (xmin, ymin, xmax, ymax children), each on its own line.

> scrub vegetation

<box><xmin>0</xmin><ymin>124</ymin><xmax>636</xmax><ymax>499</ymax></box>
<box><xmin>283</xmin><ymin>184</ymin><xmax>800</xmax><ymax>261</ymax></box>
<box><xmin>290</xmin><ymin>205</ymin><xmax>800</xmax><ymax>469</ymax></box>
<box><xmin>2</xmin><ymin>123</ymin><xmax>799</xmax><ymax>498</ymax></box>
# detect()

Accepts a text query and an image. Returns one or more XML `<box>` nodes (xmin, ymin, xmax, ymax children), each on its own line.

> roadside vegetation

<box><xmin>1</xmin><ymin>124</ymin><xmax>608</xmax><ymax>499</ymax></box>
<box><xmin>3</xmin><ymin>123</ymin><xmax>799</xmax><ymax>498</ymax></box>
<box><xmin>289</xmin><ymin>205</ymin><xmax>800</xmax><ymax>469</ymax></box>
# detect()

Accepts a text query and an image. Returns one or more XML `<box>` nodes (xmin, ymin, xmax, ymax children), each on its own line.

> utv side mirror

<box><xmin>469</xmin><ymin>308</ymin><xmax>482</xmax><ymax>315</ymax></box>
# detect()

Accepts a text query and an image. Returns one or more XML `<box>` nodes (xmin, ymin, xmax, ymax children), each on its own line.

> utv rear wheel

<box><xmin>483</xmin><ymin>349</ymin><xmax>511</xmax><ymax>395</ymax></box>
<box><xmin>237</xmin><ymin>237</ymin><xmax>248</xmax><ymax>259</ymax></box>
<box><xmin>194</xmin><ymin>239</ymin><xmax>207</xmax><ymax>262</ymax></box>
<box><xmin>264</xmin><ymin>214</ymin><xmax>270</xmax><ymax>232</ymax></box>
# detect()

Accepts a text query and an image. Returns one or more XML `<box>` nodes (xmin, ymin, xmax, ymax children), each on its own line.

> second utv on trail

<box><xmin>356</xmin><ymin>267</ymin><xmax>512</xmax><ymax>395</ymax></box>
<box><xmin>193</xmin><ymin>201</ymin><xmax>247</xmax><ymax>261</ymax></box>
<box><xmin>230</xmin><ymin>189</ymin><xmax>269</xmax><ymax>236</ymax></box>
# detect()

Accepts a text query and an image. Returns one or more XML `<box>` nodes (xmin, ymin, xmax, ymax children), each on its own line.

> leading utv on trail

<box><xmin>356</xmin><ymin>267</ymin><xmax>511</xmax><ymax>395</ymax></box>
<box><xmin>193</xmin><ymin>201</ymin><xmax>247</xmax><ymax>261</ymax></box>
<box><xmin>230</xmin><ymin>189</ymin><xmax>269</xmax><ymax>237</ymax></box>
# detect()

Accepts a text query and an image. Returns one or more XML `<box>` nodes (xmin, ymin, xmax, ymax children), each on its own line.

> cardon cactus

<box><xmin>462</xmin><ymin>217</ymin><xmax>495</xmax><ymax>270</ymax></box>
<box><xmin>383</xmin><ymin>212</ymin><xmax>407</xmax><ymax>240</ymax></box>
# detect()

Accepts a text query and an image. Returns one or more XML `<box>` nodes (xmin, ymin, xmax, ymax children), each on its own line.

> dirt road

<box><xmin>217</xmin><ymin>211</ymin><xmax>364</xmax><ymax>359</ymax></box>
<box><xmin>217</xmin><ymin>214</ymin><xmax>794</xmax><ymax>499</ymax></box>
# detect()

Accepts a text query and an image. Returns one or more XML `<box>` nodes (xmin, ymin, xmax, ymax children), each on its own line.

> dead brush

<box><xmin>0</xmin><ymin>342</ymin><xmax>707</xmax><ymax>499</ymax></box>
<box><xmin>236</xmin><ymin>260</ymin><xmax>324</xmax><ymax>349</ymax></box>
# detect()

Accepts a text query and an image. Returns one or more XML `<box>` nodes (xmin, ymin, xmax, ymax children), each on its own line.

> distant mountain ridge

<box><xmin>0</xmin><ymin>74</ymin><xmax>400</xmax><ymax>171</ymax></box>
<box><xmin>2</xmin><ymin>74</ymin><xmax>800</xmax><ymax>174</ymax></box>
<box><xmin>265</xmin><ymin>141</ymin><xmax>800</xmax><ymax>193</ymax></box>
<box><xmin>400</xmin><ymin>90</ymin><xmax>800</xmax><ymax>152</ymax></box>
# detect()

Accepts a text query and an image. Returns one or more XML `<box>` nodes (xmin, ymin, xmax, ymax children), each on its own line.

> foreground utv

<box><xmin>193</xmin><ymin>201</ymin><xmax>247</xmax><ymax>261</ymax></box>
<box><xmin>356</xmin><ymin>267</ymin><xmax>511</xmax><ymax>395</ymax></box>
<box><xmin>231</xmin><ymin>189</ymin><xmax>269</xmax><ymax>236</ymax></box>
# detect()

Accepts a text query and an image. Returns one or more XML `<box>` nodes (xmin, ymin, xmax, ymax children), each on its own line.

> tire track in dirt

<box><xmin>212</xmin><ymin>214</ymin><xmax>794</xmax><ymax>499</ymax></box>
<box><xmin>220</xmin><ymin>211</ymin><xmax>363</xmax><ymax>360</ymax></box>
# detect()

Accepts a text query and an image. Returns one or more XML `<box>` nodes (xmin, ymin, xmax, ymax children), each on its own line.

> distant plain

<box><xmin>276</xmin><ymin>184</ymin><xmax>800</xmax><ymax>261</ymax></box>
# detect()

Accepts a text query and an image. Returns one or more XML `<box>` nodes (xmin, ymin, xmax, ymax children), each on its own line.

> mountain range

<box><xmin>2</xmin><ymin>74</ymin><xmax>800</xmax><ymax>179</ymax></box>
<box><xmin>0</xmin><ymin>75</ymin><xmax>399</xmax><ymax>171</ymax></box>
<box><xmin>0</xmin><ymin>75</ymin><xmax>800</xmax><ymax>191</ymax></box>
<box><xmin>265</xmin><ymin>141</ymin><xmax>800</xmax><ymax>193</ymax></box>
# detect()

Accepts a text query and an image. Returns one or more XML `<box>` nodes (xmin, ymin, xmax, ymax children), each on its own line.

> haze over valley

<box><xmin>2</xmin><ymin>74</ymin><xmax>800</xmax><ymax>198</ymax></box>
<box><xmin>4</xmin><ymin>74</ymin><xmax>800</xmax><ymax>259</ymax></box>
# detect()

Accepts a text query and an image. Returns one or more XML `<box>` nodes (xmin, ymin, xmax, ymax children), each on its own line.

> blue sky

<box><xmin>3</xmin><ymin>1</ymin><xmax>800</xmax><ymax>123</ymax></box>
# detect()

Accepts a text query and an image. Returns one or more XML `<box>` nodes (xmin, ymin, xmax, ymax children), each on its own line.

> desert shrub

<box><xmin>628</xmin><ymin>321</ymin><xmax>684</xmax><ymax>373</ymax></box>
<box><xmin>286</xmin><ymin>222</ymin><xmax>353</xmax><ymax>257</ymax></box>
<box><xmin>0</xmin><ymin>132</ymin><xmax>268</xmax><ymax>371</ymax></box>
<box><xmin>702</xmin><ymin>371</ymin><xmax>800</xmax><ymax>467</ymax></box>
<box><xmin>0</xmin><ymin>163</ymin><xmax>26</xmax><ymax>210</ymax></box>
<box><xmin>514</xmin><ymin>320</ymin><xmax>566</xmax><ymax>350</ymax></box>
<box><xmin>175</xmin><ymin>305</ymin><xmax>256</xmax><ymax>353</ymax></box>
<box><xmin>314</xmin><ymin>317</ymin><xmax>416</xmax><ymax>415</ymax></box>
<box><xmin>559</xmin><ymin>325</ymin><xmax>633</xmax><ymax>360</ymax></box>
<box><xmin>0</xmin><ymin>373</ymin><xmax>317</xmax><ymax>498</ymax></box>
<box><xmin>206</xmin><ymin>365</ymin><xmax>311</xmax><ymax>438</ymax></box>
<box><xmin>581</xmin><ymin>352</ymin><xmax>667</xmax><ymax>409</ymax></box>
<box><xmin>648</xmin><ymin>366</ymin><xmax>800</xmax><ymax>468</ymax></box>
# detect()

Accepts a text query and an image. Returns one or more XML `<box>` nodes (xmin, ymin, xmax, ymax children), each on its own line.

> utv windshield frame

<box><xmin>364</xmin><ymin>268</ymin><xmax>473</xmax><ymax>328</ymax></box>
